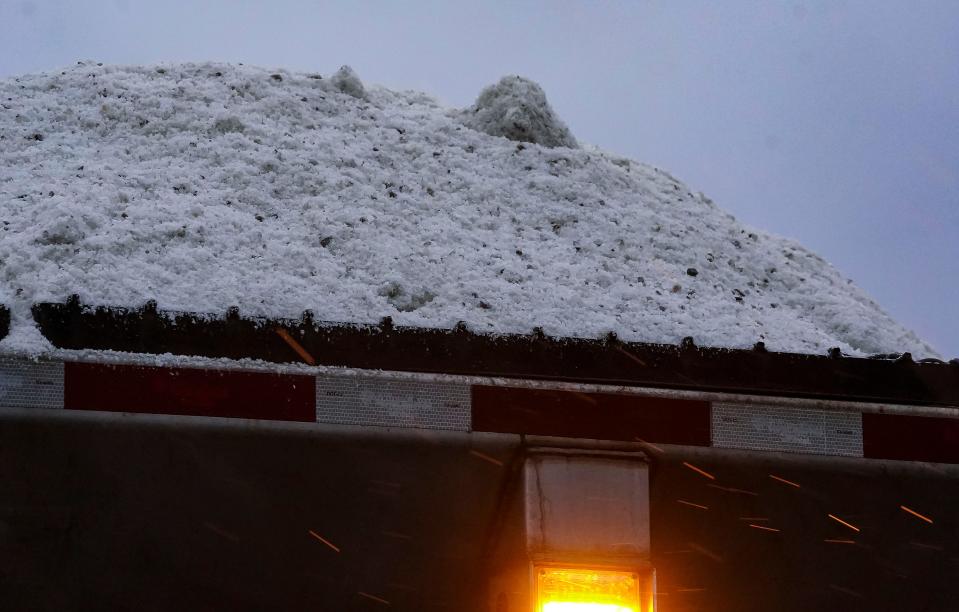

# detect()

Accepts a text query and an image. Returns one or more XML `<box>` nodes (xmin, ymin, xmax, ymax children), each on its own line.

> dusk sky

<box><xmin>2</xmin><ymin>0</ymin><xmax>956</xmax><ymax>357</ymax></box>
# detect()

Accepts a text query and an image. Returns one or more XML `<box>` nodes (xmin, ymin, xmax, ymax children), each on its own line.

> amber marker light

<box><xmin>535</xmin><ymin>566</ymin><xmax>644</xmax><ymax>612</ymax></box>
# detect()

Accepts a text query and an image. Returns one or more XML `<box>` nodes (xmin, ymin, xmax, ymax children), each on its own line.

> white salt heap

<box><xmin>0</xmin><ymin>62</ymin><xmax>938</xmax><ymax>357</ymax></box>
<box><xmin>461</xmin><ymin>75</ymin><xmax>578</xmax><ymax>149</ymax></box>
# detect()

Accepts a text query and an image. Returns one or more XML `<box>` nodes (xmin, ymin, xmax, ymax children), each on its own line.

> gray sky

<box><xmin>2</xmin><ymin>0</ymin><xmax>956</xmax><ymax>357</ymax></box>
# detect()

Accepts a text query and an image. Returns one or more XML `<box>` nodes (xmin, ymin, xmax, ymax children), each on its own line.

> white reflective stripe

<box><xmin>0</xmin><ymin>358</ymin><xmax>64</xmax><ymax>410</ymax></box>
<box><xmin>0</xmin><ymin>354</ymin><xmax>949</xmax><ymax>464</ymax></box>
<box><xmin>712</xmin><ymin>403</ymin><xmax>863</xmax><ymax>458</ymax></box>
<box><xmin>315</xmin><ymin>373</ymin><xmax>471</xmax><ymax>431</ymax></box>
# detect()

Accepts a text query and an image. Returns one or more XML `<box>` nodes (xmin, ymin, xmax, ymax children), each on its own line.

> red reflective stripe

<box><xmin>64</xmin><ymin>362</ymin><xmax>315</xmax><ymax>422</ymax></box>
<box><xmin>471</xmin><ymin>386</ymin><xmax>711</xmax><ymax>446</ymax></box>
<box><xmin>862</xmin><ymin>413</ymin><xmax>959</xmax><ymax>464</ymax></box>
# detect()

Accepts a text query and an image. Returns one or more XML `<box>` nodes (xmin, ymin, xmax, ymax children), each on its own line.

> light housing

<box><xmin>484</xmin><ymin>444</ymin><xmax>655</xmax><ymax>612</ymax></box>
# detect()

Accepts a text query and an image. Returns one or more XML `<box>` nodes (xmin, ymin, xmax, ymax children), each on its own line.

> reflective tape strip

<box><xmin>316</xmin><ymin>374</ymin><xmax>471</xmax><ymax>431</ymax></box>
<box><xmin>712</xmin><ymin>403</ymin><xmax>863</xmax><ymax>458</ymax></box>
<box><xmin>3</xmin><ymin>356</ymin><xmax>959</xmax><ymax>463</ymax></box>
<box><xmin>0</xmin><ymin>358</ymin><xmax>64</xmax><ymax>410</ymax></box>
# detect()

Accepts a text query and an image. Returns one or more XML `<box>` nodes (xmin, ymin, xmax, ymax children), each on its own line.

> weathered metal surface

<box><xmin>31</xmin><ymin>299</ymin><xmax>959</xmax><ymax>407</ymax></box>
<box><xmin>524</xmin><ymin>449</ymin><xmax>650</xmax><ymax>560</ymax></box>
<box><xmin>1</xmin><ymin>409</ymin><xmax>957</xmax><ymax>611</ymax></box>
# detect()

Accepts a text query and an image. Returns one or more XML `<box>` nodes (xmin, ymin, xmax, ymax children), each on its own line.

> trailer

<box><xmin>1</xmin><ymin>300</ymin><xmax>958</xmax><ymax>611</ymax></box>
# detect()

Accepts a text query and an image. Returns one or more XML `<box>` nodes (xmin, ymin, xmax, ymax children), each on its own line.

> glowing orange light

<box><xmin>536</xmin><ymin>567</ymin><xmax>641</xmax><ymax>612</ymax></box>
<box><xmin>357</xmin><ymin>591</ymin><xmax>390</xmax><ymax>605</ymax></box>
<box><xmin>827</xmin><ymin>514</ymin><xmax>860</xmax><ymax>532</ymax></box>
<box><xmin>709</xmin><ymin>484</ymin><xmax>758</xmax><ymax>496</ymax></box>
<box><xmin>469</xmin><ymin>449</ymin><xmax>504</xmax><ymax>466</ymax></box>
<box><xmin>682</xmin><ymin>461</ymin><xmax>716</xmax><ymax>480</ymax></box>
<box><xmin>308</xmin><ymin>529</ymin><xmax>340</xmax><ymax>552</ymax></box>
<box><xmin>543</xmin><ymin>604</ymin><xmax>632</xmax><ymax>612</ymax></box>
<box><xmin>615</xmin><ymin>346</ymin><xmax>648</xmax><ymax>367</ymax></box>
<box><xmin>572</xmin><ymin>391</ymin><xmax>599</xmax><ymax>406</ymax></box>
<box><xmin>900</xmin><ymin>505</ymin><xmax>933</xmax><ymax>524</ymax></box>
<box><xmin>633</xmin><ymin>438</ymin><xmax>665</xmax><ymax>455</ymax></box>
<box><xmin>769</xmin><ymin>474</ymin><xmax>801</xmax><ymax>488</ymax></box>
<box><xmin>274</xmin><ymin>328</ymin><xmax>316</xmax><ymax>365</ymax></box>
